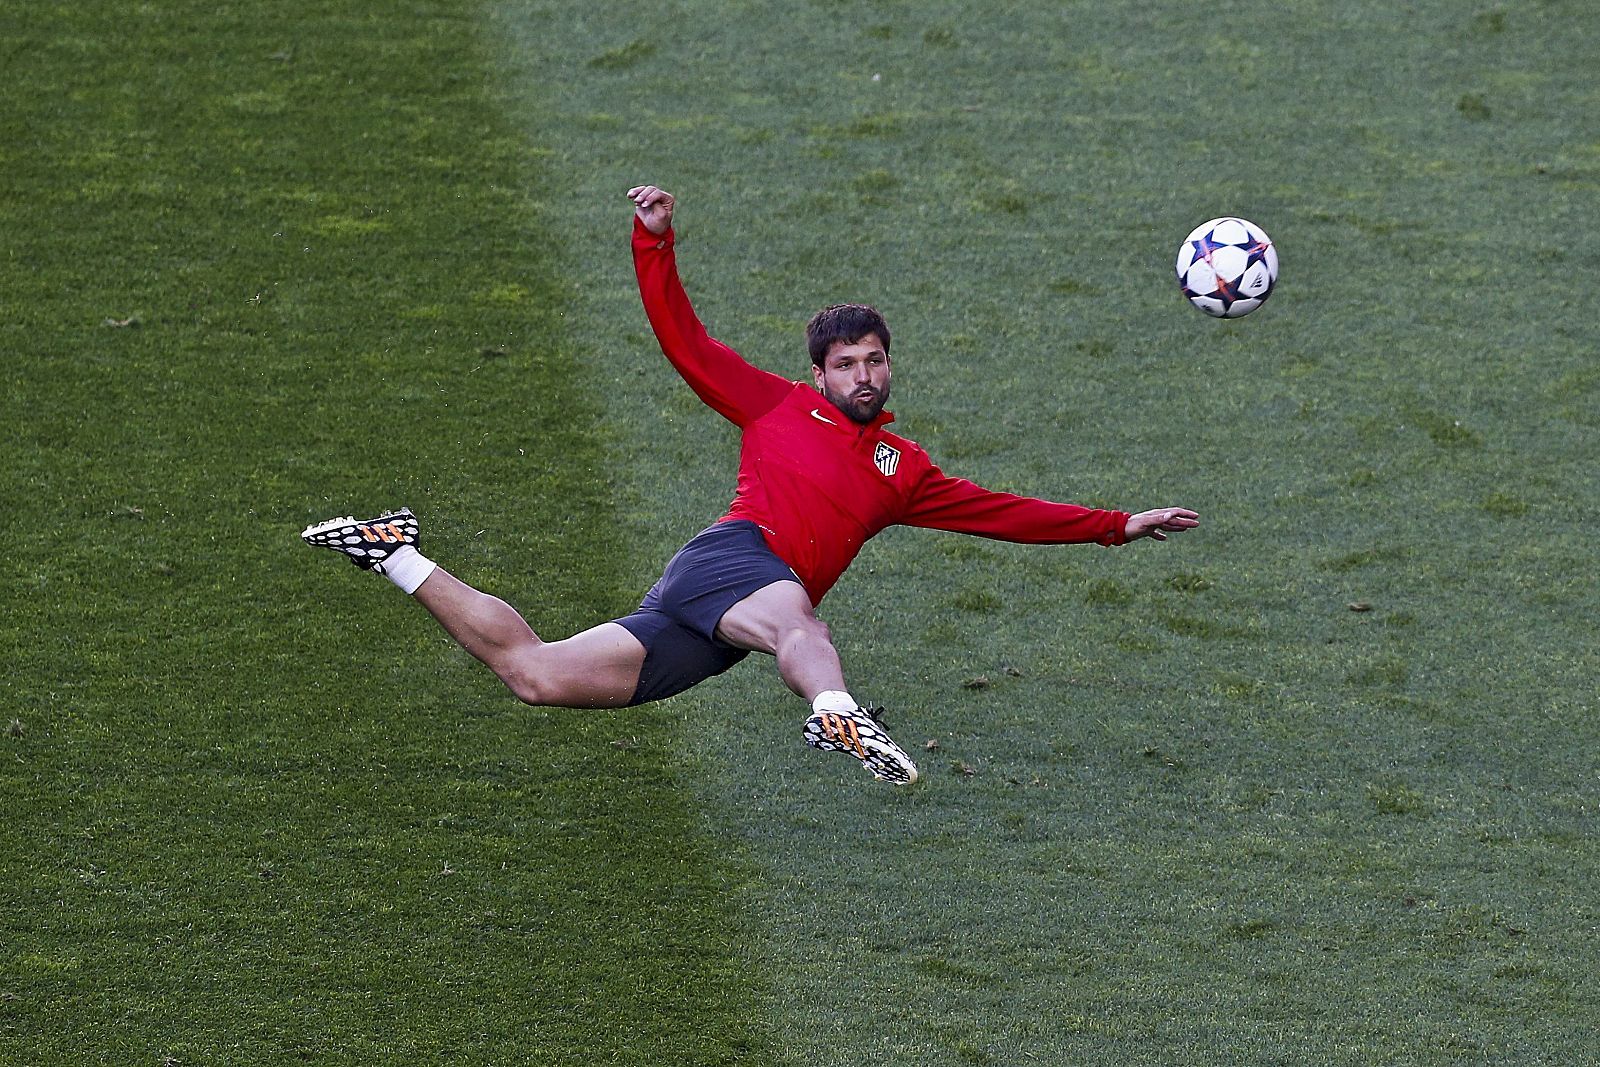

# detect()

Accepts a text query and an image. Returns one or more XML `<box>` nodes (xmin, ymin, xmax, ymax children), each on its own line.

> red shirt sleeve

<box><xmin>901</xmin><ymin>460</ymin><xmax>1129</xmax><ymax>546</ymax></box>
<box><xmin>632</xmin><ymin>218</ymin><xmax>792</xmax><ymax>427</ymax></box>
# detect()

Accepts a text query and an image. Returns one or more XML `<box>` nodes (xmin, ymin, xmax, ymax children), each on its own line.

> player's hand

<box><xmin>627</xmin><ymin>184</ymin><xmax>675</xmax><ymax>235</ymax></box>
<box><xmin>1124</xmin><ymin>507</ymin><xmax>1200</xmax><ymax>542</ymax></box>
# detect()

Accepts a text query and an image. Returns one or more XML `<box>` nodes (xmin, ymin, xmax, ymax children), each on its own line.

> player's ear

<box><xmin>811</xmin><ymin>363</ymin><xmax>825</xmax><ymax>390</ymax></box>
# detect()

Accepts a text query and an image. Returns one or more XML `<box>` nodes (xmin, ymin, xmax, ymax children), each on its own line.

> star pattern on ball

<box><xmin>1175</xmin><ymin>218</ymin><xmax>1278</xmax><ymax>318</ymax></box>
<box><xmin>1189</xmin><ymin>231</ymin><xmax>1231</xmax><ymax>263</ymax></box>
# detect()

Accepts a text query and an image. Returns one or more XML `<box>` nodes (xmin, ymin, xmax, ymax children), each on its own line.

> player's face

<box><xmin>812</xmin><ymin>334</ymin><xmax>891</xmax><ymax>424</ymax></box>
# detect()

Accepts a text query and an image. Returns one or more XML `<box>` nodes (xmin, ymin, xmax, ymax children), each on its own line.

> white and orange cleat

<box><xmin>803</xmin><ymin>704</ymin><xmax>918</xmax><ymax>785</ymax></box>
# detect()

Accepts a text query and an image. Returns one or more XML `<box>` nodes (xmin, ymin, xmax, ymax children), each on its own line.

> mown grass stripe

<box><xmin>481</xmin><ymin>1</ymin><xmax>1600</xmax><ymax>1062</ymax></box>
<box><xmin>1</xmin><ymin>3</ymin><xmax>770</xmax><ymax>1063</ymax></box>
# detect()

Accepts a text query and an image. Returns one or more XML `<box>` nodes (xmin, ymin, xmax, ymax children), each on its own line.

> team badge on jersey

<box><xmin>873</xmin><ymin>441</ymin><xmax>901</xmax><ymax>477</ymax></box>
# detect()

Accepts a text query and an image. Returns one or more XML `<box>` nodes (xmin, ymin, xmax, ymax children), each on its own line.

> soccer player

<box><xmin>302</xmin><ymin>184</ymin><xmax>1200</xmax><ymax>785</ymax></box>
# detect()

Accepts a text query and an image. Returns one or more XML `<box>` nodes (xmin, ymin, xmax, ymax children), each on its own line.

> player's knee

<box><xmin>499</xmin><ymin>655</ymin><xmax>558</xmax><ymax>707</ymax></box>
<box><xmin>779</xmin><ymin>615</ymin><xmax>832</xmax><ymax>653</ymax></box>
<box><xmin>503</xmin><ymin>669</ymin><xmax>550</xmax><ymax>707</ymax></box>
<box><xmin>499</xmin><ymin>644</ymin><xmax>639</xmax><ymax>709</ymax></box>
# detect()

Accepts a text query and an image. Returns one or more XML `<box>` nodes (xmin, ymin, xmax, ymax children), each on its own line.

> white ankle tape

<box><xmin>812</xmin><ymin>690</ymin><xmax>857</xmax><ymax>714</ymax></box>
<box><xmin>381</xmin><ymin>545</ymin><xmax>438</xmax><ymax>595</ymax></box>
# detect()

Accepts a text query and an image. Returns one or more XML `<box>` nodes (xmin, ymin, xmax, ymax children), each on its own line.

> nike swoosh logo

<box><xmin>809</xmin><ymin>409</ymin><xmax>837</xmax><ymax>426</ymax></box>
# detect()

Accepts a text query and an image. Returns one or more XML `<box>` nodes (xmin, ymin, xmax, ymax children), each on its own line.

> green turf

<box><xmin>5</xmin><ymin>0</ymin><xmax>1599</xmax><ymax>1063</ymax></box>
<box><xmin>1</xmin><ymin>3</ymin><xmax>768</xmax><ymax>1064</ymax></box>
<box><xmin>493</xmin><ymin>0</ymin><xmax>1599</xmax><ymax>1063</ymax></box>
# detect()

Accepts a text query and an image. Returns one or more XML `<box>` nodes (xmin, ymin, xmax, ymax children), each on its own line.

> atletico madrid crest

<box><xmin>873</xmin><ymin>442</ymin><xmax>900</xmax><ymax>477</ymax></box>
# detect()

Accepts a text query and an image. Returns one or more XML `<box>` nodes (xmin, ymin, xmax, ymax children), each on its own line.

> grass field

<box><xmin>4</xmin><ymin>1</ymin><xmax>1597</xmax><ymax>1064</ymax></box>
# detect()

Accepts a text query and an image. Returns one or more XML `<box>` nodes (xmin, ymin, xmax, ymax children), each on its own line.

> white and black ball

<box><xmin>1175</xmin><ymin>217</ymin><xmax>1278</xmax><ymax>318</ymax></box>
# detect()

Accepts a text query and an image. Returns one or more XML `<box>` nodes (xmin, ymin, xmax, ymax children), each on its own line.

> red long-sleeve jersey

<box><xmin>633</xmin><ymin>217</ymin><xmax>1129</xmax><ymax>605</ymax></box>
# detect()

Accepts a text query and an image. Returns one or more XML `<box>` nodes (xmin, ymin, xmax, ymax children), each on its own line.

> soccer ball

<box><xmin>1175</xmin><ymin>217</ymin><xmax>1279</xmax><ymax>318</ymax></box>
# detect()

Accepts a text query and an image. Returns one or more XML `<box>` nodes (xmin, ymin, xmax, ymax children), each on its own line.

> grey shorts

<box><xmin>614</xmin><ymin>520</ymin><xmax>800</xmax><ymax>705</ymax></box>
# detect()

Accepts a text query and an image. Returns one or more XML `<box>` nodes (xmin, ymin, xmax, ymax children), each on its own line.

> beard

<box><xmin>824</xmin><ymin>381</ymin><xmax>890</xmax><ymax>424</ymax></box>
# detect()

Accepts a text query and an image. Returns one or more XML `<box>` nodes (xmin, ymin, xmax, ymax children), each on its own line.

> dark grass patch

<box><xmin>1457</xmin><ymin>92</ymin><xmax>1492</xmax><ymax>120</ymax></box>
<box><xmin>839</xmin><ymin>114</ymin><xmax>905</xmax><ymax>139</ymax></box>
<box><xmin>912</xmin><ymin>957</ymin><xmax>1001</xmax><ymax>986</ymax></box>
<box><xmin>588</xmin><ymin>38</ymin><xmax>656</xmax><ymax>70</ymax></box>
<box><xmin>978</xmin><ymin>190</ymin><xmax>1030</xmax><ymax>215</ymax></box>
<box><xmin>935</xmin><ymin>538</ymin><xmax>997</xmax><ymax>562</ymax></box>
<box><xmin>1049</xmin><ymin>277</ymin><xmax>1104</xmax><ymax>297</ymax></box>
<box><xmin>1482</xmin><ymin>492</ymin><xmax>1530</xmax><ymax>518</ymax></box>
<box><xmin>1214</xmin><ymin>673</ymin><xmax>1269</xmax><ymax>700</ymax></box>
<box><xmin>852</xmin><ymin>168</ymin><xmax>902</xmax><ymax>204</ymax></box>
<box><xmin>951</xmin><ymin>588</ymin><xmax>1003</xmax><ymax>613</ymax></box>
<box><xmin>0</xmin><ymin>3</ymin><xmax>771</xmax><ymax>1064</ymax></box>
<box><xmin>1368</xmin><ymin>780</ymin><xmax>1429</xmax><ymax>816</ymax></box>
<box><xmin>1161</xmin><ymin>613</ymin><xmax>1251</xmax><ymax>640</ymax></box>
<box><xmin>1471</xmin><ymin>9</ymin><xmax>1508</xmax><ymax>34</ymax></box>
<box><xmin>1084</xmin><ymin>578</ymin><xmax>1134</xmax><ymax>606</ymax></box>
<box><xmin>1347</xmin><ymin>654</ymin><xmax>1412</xmax><ymax>687</ymax></box>
<box><xmin>1402</xmin><ymin>405</ymin><xmax>1485</xmax><ymax>448</ymax></box>
<box><xmin>1321</xmin><ymin>545</ymin><xmax>1410</xmax><ymax>572</ymax></box>
<box><xmin>1224</xmin><ymin>917</ymin><xmax>1279</xmax><ymax>941</ymax></box>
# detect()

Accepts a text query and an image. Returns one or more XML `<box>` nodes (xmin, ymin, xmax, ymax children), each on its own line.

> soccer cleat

<box><xmin>301</xmin><ymin>508</ymin><xmax>419</xmax><ymax>571</ymax></box>
<box><xmin>803</xmin><ymin>704</ymin><xmax>919</xmax><ymax>785</ymax></box>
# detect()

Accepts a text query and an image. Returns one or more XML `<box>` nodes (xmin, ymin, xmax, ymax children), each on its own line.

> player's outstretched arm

<box><xmin>1124</xmin><ymin>507</ymin><xmax>1200</xmax><ymax>542</ymax></box>
<box><xmin>624</xmin><ymin>182</ymin><xmax>792</xmax><ymax>427</ymax></box>
<box><xmin>628</xmin><ymin>184</ymin><xmax>675</xmax><ymax>234</ymax></box>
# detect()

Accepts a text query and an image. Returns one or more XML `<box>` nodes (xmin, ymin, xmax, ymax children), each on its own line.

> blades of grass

<box><xmin>0</xmin><ymin>3</ymin><xmax>771</xmax><ymax>1063</ymax></box>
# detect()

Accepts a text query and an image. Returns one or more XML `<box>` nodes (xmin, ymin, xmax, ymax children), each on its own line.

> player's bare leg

<box><xmin>713</xmin><ymin>579</ymin><xmax>845</xmax><ymax>701</ymax></box>
<box><xmin>302</xmin><ymin>509</ymin><xmax>644</xmax><ymax>709</ymax></box>
<box><xmin>716</xmin><ymin>580</ymin><xmax>918</xmax><ymax>784</ymax></box>
<box><xmin>413</xmin><ymin>569</ymin><xmax>645</xmax><ymax>708</ymax></box>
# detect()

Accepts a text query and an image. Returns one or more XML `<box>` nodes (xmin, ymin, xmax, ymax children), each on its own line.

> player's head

<box><xmin>807</xmin><ymin>304</ymin><xmax>891</xmax><ymax>367</ymax></box>
<box><xmin>808</xmin><ymin>304</ymin><xmax>892</xmax><ymax>425</ymax></box>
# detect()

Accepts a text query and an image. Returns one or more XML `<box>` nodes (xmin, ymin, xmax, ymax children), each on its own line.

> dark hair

<box><xmin>805</xmin><ymin>304</ymin><xmax>890</xmax><ymax>367</ymax></box>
